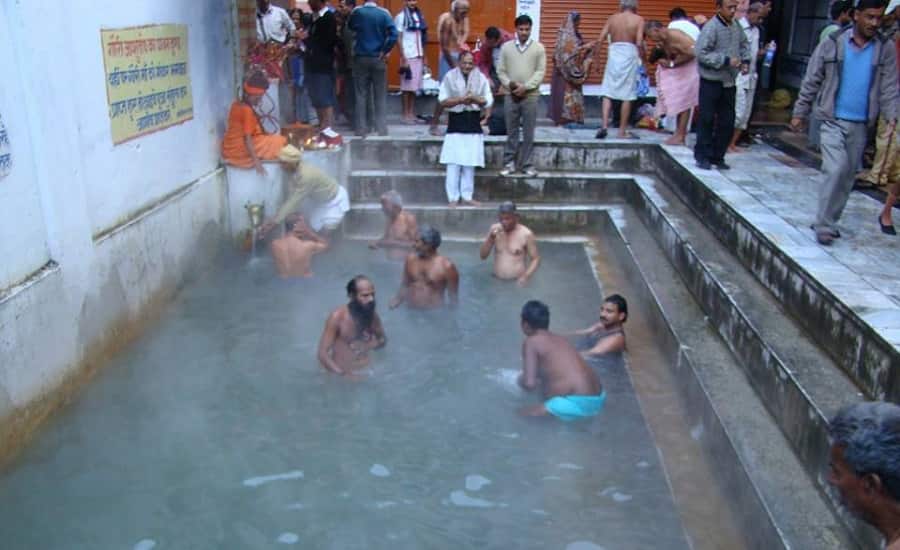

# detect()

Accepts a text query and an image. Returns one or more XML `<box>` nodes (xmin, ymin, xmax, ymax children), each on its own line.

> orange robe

<box><xmin>221</xmin><ymin>101</ymin><xmax>287</xmax><ymax>168</ymax></box>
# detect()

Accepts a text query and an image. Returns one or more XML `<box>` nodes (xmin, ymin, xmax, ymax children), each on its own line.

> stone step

<box><xmin>623</xmin><ymin>176</ymin><xmax>876</xmax><ymax>548</ymax></box>
<box><xmin>602</xmin><ymin>206</ymin><xmax>855</xmax><ymax>550</ymax></box>
<box><xmin>343</xmin><ymin>202</ymin><xmax>612</xmax><ymax>240</ymax></box>
<box><xmin>346</xmin><ymin>136</ymin><xmax>653</xmax><ymax>172</ymax></box>
<box><xmin>348</xmin><ymin>169</ymin><xmax>631</xmax><ymax>204</ymax></box>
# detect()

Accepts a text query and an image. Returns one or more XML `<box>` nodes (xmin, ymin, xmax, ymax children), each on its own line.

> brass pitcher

<box><xmin>245</xmin><ymin>202</ymin><xmax>265</xmax><ymax>229</ymax></box>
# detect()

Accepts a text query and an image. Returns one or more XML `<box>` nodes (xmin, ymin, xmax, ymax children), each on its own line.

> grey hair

<box><xmin>829</xmin><ymin>401</ymin><xmax>900</xmax><ymax>501</ymax></box>
<box><xmin>418</xmin><ymin>224</ymin><xmax>442</xmax><ymax>249</ymax></box>
<box><xmin>748</xmin><ymin>1</ymin><xmax>765</xmax><ymax>13</ymax></box>
<box><xmin>620</xmin><ymin>0</ymin><xmax>638</xmax><ymax>10</ymax></box>
<box><xmin>451</xmin><ymin>0</ymin><xmax>469</xmax><ymax>12</ymax></box>
<box><xmin>498</xmin><ymin>201</ymin><xmax>517</xmax><ymax>214</ymax></box>
<box><xmin>382</xmin><ymin>190</ymin><xmax>403</xmax><ymax>207</ymax></box>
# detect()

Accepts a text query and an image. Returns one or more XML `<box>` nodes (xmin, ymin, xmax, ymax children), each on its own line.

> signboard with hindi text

<box><xmin>101</xmin><ymin>24</ymin><xmax>193</xmax><ymax>144</ymax></box>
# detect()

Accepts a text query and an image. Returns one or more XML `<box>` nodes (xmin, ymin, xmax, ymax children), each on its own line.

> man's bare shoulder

<box><xmin>327</xmin><ymin>305</ymin><xmax>349</xmax><ymax>325</ymax></box>
<box><xmin>400</xmin><ymin>211</ymin><xmax>417</xmax><ymax>224</ymax></box>
<box><xmin>438</xmin><ymin>255</ymin><xmax>456</xmax><ymax>270</ymax></box>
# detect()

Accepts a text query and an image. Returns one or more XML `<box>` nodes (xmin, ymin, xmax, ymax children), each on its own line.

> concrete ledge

<box><xmin>651</xmin><ymin>148</ymin><xmax>900</xmax><ymax>403</ymax></box>
<box><xmin>596</xmin><ymin>212</ymin><xmax>789</xmax><ymax>550</ymax></box>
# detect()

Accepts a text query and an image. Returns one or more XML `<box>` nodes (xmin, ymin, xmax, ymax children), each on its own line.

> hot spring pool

<box><xmin>0</xmin><ymin>241</ymin><xmax>692</xmax><ymax>549</ymax></box>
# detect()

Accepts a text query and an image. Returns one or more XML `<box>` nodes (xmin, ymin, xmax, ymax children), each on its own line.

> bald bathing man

<box><xmin>479</xmin><ymin>201</ymin><xmax>540</xmax><ymax>287</ymax></box>
<box><xmin>270</xmin><ymin>214</ymin><xmax>329</xmax><ymax>278</ymax></box>
<box><xmin>518</xmin><ymin>300</ymin><xmax>606</xmax><ymax>420</ymax></box>
<box><xmin>569</xmin><ymin>294</ymin><xmax>628</xmax><ymax>357</ymax></box>
<box><xmin>390</xmin><ymin>225</ymin><xmax>459</xmax><ymax>309</ymax></box>
<box><xmin>369</xmin><ymin>190</ymin><xmax>418</xmax><ymax>260</ymax></box>
<box><xmin>318</xmin><ymin>275</ymin><xmax>387</xmax><ymax>376</ymax></box>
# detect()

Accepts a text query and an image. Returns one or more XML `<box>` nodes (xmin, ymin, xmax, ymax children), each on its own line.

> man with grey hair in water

<box><xmin>827</xmin><ymin>401</ymin><xmax>900</xmax><ymax>549</ymax></box>
<box><xmin>480</xmin><ymin>201</ymin><xmax>540</xmax><ymax>286</ymax></box>
<box><xmin>390</xmin><ymin>225</ymin><xmax>459</xmax><ymax>309</ymax></box>
<box><xmin>369</xmin><ymin>190</ymin><xmax>418</xmax><ymax>260</ymax></box>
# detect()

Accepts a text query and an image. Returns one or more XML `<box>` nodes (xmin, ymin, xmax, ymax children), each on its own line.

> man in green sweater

<box><xmin>497</xmin><ymin>14</ymin><xmax>547</xmax><ymax>177</ymax></box>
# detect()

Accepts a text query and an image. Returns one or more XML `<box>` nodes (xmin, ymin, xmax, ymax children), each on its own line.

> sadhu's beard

<box><xmin>348</xmin><ymin>299</ymin><xmax>376</xmax><ymax>334</ymax></box>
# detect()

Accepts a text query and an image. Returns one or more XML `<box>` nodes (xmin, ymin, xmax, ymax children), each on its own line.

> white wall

<box><xmin>0</xmin><ymin>3</ymin><xmax>50</xmax><ymax>289</ymax></box>
<box><xmin>0</xmin><ymin>0</ymin><xmax>237</xmax><ymax>422</ymax></box>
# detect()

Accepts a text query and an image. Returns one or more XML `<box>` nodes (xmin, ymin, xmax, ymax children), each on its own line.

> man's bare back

<box><xmin>271</xmin><ymin>235</ymin><xmax>327</xmax><ymax>278</ymax></box>
<box><xmin>372</xmin><ymin>210</ymin><xmax>418</xmax><ymax>260</ymax></box>
<box><xmin>660</xmin><ymin>28</ymin><xmax>695</xmax><ymax>59</ymax></box>
<box><xmin>605</xmin><ymin>11</ymin><xmax>644</xmax><ymax>44</ymax></box>
<box><xmin>523</xmin><ymin>331</ymin><xmax>601</xmax><ymax>399</ymax></box>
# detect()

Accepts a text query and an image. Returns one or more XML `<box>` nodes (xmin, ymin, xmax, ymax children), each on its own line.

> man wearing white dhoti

<box><xmin>439</xmin><ymin>50</ymin><xmax>494</xmax><ymax>206</ymax></box>
<box><xmin>596</xmin><ymin>0</ymin><xmax>645</xmax><ymax>139</ymax></box>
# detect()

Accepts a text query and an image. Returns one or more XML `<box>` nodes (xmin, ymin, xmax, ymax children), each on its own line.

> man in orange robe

<box><xmin>222</xmin><ymin>72</ymin><xmax>288</xmax><ymax>174</ymax></box>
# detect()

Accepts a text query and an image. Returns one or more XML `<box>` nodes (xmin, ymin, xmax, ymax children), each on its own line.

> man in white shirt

<box><xmin>728</xmin><ymin>2</ymin><xmax>764</xmax><ymax>152</ymax></box>
<box><xmin>256</xmin><ymin>0</ymin><xmax>297</xmax><ymax>44</ymax></box>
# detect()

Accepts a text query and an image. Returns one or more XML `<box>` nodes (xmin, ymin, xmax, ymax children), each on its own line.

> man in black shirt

<box><xmin>306</xmin><ymin>0</ymin><xmax>341</xmax><ymax>145</ymax></box>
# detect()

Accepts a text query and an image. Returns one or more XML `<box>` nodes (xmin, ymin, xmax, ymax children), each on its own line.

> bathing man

<box><xmin>369</xmin><ymin>190</ymin><xmax>418</xmax><ymax>260</ymax></box>
<box><xmin>318</xmin><ymin>275</ymin><xmax>387</xmax><ymax>375</ymax></box>
<box><xmin>568</xmin><ymin>294</ymin><xmax>628</xmax><ymax>357</ymax></box>
<box><xmin>479</xmin><ymin>201</ymin><xmax>540</xmax><ymax>287</ymax></box>
<box><xmin>390</xmin><ymin>225</ymin><xmax>459</xmax><ymax>309</ymax></box>
<box><xmin>270</xmin><ymin>214</ymin><xmax>329</xmax><ymax>278</ymax></box>
<box><xmin>518</xmin><ymin>300</ymin><xmax>606</xmax><ymax>420</ymax></box>
<box><xmin>596</xmin><ymin>0</ymin><xmax>645</xmax><ymax>140</ymax></box>
<box><xmin>827</xmin><ymin>401</ymin><xmax>900</xmax><ymax>550</ymax></box>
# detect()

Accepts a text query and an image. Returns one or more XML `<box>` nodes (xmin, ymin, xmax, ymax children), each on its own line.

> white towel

<box><xmin>598</xmin><ymin>43</ymin><xmax>641</xmax><ymax>101</ymax></box>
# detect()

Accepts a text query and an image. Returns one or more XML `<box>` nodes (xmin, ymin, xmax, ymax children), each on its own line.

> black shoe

<box><xmin>696</xmin><ymin>160</ymin><xmax>712</xmax><ymax>170</ymax></box>
<box><xmin>809</xmin><ymin>224</ymin><xmax>840</xmax><ymax>238</ymax></box>
<box><xmin>716</xmin><ymin>161</ymin><xmax>732</xmax><ymax>170</ymax></box>
<box><xmin>595</xmin><ymin>128</ymin><xmax>608</xmax><ymax>139</ymax></box>
<box><xmin>879</xmin><ymin>215</ymin><xmax>897</xmax><ymax>235</ymax></box>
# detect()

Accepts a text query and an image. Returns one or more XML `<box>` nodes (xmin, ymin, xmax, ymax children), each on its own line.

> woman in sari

<box><xmin>548</xmin><ymin>12</ymin><xmax>594</xmax><ymax>126</ymax></box>
<box><xmin>221</xmin><ymin>72</ymin><xmax>288</xmax><ymax>174</ymax></box>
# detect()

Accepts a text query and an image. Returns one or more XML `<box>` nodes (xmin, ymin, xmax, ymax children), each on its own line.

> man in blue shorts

<box><xmin>517</xmin><ymin>300</ymin><xmax>606</xmax><ymax>421</ymax></box>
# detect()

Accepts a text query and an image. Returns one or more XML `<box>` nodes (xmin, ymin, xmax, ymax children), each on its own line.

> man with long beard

<box><xmin>318</xmin><ymin>275</ymin><xmax>387</xmax><ymax>376</ymax></box>
<box><xmin>390</xmin><ymin>225</ymin><xmax>459</xmax><ymax>309</ymax></box>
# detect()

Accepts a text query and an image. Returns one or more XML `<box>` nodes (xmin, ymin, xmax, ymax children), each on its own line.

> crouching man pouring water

<box><xmin>318</xmin><ymin>275</ymin><xmax>386</xmax><ymax>376</ymax></box>
<box><xmin>518</xmin><ymin>300</ymin><xmax>606</xmax><ymax>420</ymax></box>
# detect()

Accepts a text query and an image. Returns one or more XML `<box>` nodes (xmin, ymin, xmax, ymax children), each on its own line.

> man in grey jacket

<box><xmin>694</xmin><ymin>0</ymin><xmax>750</xmax><ymax>170</ymax></box>
<box><xmin>791</xmin><ymin>0</ymin><xmax>898</xmax><ymax>245</ymax></box>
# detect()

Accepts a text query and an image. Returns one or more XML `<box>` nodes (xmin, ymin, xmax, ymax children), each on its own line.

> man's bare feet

<box><xmin>448</xmin><ymin>201</ymin><xmax>459</xmax><ymax>208</ymax></box>
<box><xmin>664</xmin><ymin>135</ymin><xmax>686</xmax><ymax>146</ymax></box>
<box><xmin>429</xmin><ymin>126</ymin><xmax>443</xmax><ymax>137</ymax></box>
<box><xmin>728</xmin><ymin>145</ymin><xmax>742</xmax><ymax>153</ymax></box>
<box><xmin>461</xmin><ymin>199</ymin><xmax>481</xmax><ymax>206</ymax></box>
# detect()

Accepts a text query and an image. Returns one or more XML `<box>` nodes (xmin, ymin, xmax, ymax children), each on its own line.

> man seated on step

<box><xmin>318</xmin><ymin>275</ymin><xmax>387</xmax><ymax>376</ymax></box>
<box><xmin>827</xmin><ymin>401</ymin><xmax>900</xmax><ymax>550</ymax></box>
<box><xmin>567</xmin><ymin>294</ymin><xmax>628</xmax><ymax>358</ymax></box>
<box><xmin>369</xmin><ymin>190</ymin><xmax>418</xmax><ymax>260</ymax></box>
<box><xmin>390</xmin><ymin>225</ymin><xmax>459</xmax><ymax>309</ymax></box>
<box><xmin>270</xmin><ymin>214</ymin><xmax>329</xmax><ymax>278</ymax></box>
<box><xmin>518</xmin><ymin>300</ymin><xmax>607</xmax><ymax>421</ymax></box>
<box><xmin>479</xmin><ymin>201</ymin><xmax>540</xmax><ymax>287</ymax></box>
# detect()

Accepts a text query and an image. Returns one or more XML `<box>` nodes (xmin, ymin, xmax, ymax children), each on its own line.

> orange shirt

<box><xmin>222</xmin><ymin>101</ymin><xmax>270</xmax><ymax>167</ymax></box>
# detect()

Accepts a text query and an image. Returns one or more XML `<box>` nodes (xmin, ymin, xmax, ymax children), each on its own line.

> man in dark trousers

<box><xmin>693</xmin><ymin>0</ymin><xmax>750</xmax><ymax>170</ymax></box>
<box><xmin>791</xmin><ymin>0</ymin><xmax>897</xmax><ymax>245</ymax></box>
<box><xmin>306</xmin><ymin>0</ymin><xmax>341</xmax><ymax>146</ymax></box>
<box><xmin>348</xmin><ymin>0</ymin><xmax>398</xmax><ymax>137</ymax></box>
